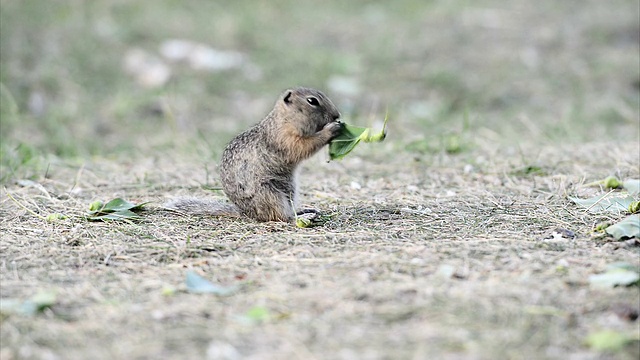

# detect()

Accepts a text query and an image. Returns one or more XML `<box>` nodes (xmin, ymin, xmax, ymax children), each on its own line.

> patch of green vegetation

<box><xmin>586</xmin><ymin>330</ymin><xmax>640</xmax><ymax>352</ymax></box>
<box><xmin>0</xmin><ymin>143</ymin><xmax>43</xmax><ymax>182</ymax></box>
<box><xmin>406</xmin><ymin>109</ymin><xmax>475</xmax><ymax>156</ymax></box>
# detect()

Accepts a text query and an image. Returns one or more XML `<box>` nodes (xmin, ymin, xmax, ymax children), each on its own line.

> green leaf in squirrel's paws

<box><xmin>329</xmin><ymin>112</ymin><xmax>388</xmax><ymax>160</ymax></box>
<box><xmin>185</xmin><ymin>270</ymin><xmax>237</xmax><ymax>295</ymax></box>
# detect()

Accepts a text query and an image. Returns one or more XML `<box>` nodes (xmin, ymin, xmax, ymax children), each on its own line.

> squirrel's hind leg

<box><xmin>250</xmin><ymin>189</ymin><xmax>295</xmax><ymax>222</ymax></box>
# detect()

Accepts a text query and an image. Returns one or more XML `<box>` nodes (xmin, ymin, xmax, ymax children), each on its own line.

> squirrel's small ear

<box><xmin>283</xmin><ymin>90</ymin><xmax>293</xmax><ymax>104</ymax></box>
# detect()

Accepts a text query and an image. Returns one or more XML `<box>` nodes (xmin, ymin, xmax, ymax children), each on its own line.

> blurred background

<box><xmin>1</xmin><ymin>0</ymin><xmax>638</xmax><ymax>180</ymax></box>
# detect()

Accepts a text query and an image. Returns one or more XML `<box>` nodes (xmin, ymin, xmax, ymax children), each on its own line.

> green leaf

<box><xmin>605</xmin><ymin>214</ymin><xmax>640</xmax><ymax>240</ymax></box>
<box><xmin>30</xmin><ymin>291</ymin><xmax>57</xmax><ymax>312</ymax></box>
<box><xmin>606</xmin><ymin>262</ymin><xmax>637</xmax><ymax>272</ymax></box>
<box><xmin>0</xmin><ymin>291</ymin><xmax>56</xmax><ymax>316</ymax></box>
<box><xmin>45</xmin><ymin>213</ymin><xmax>67</xmax><ymax>222</ymax></box>
<box><xmin>584</xmin><ymin>177</ymin><xmax>639</xmax><ymax>193</ymax></box>
<box><xmin>87</xmin><ymin>198</ymin><xmax>148</xmax><ymax>222</ymax></box>
<box><xmin>89</xmin><ymin>200</ymin><xmax>104</xmax><ymax>212</ymax></box>
<box><xmin>236</xmin><ymin>306</ymin><xmax>277</xmax><ymax>325</ymax></box>
<box><xmin>244</xmin><ymin>306</ymin><xmax>270</xmax><ymax>321</ymax></box>
<box><xmin>101</xmin><ymin>198</ymin><xmax>137</xmax><ymax>212</ymax></box>
<box><xmin>161</xmin><ymin>286</ymin><xmax>177</xmax><ymax>296</ymax></box>
<box><xmin>444</xmin><ymin>134</ymin><xmax>464</xmax><ymax>154</ymax></box>
<box><xmin>589</xmin><ymin>267</ymin><xmax>639</xmax><ymax>288</ymax></box>
<box><xmin>570</xmin><ymin>195</ymin><xmax>637</xmax><ymax>213</ymax></box>
<box><xmin>328</xmin><ymin>113</ymin><xmax>388</xmax><ymax>160</ymax></box>
<box><xmin>87</xmin><ymin>210</ymin><xmax>142</xmax><ymax>222</ymax></box>
<box><xmin>89</xmin><ymin>198</ymin><xmax>149</xmax><ymax>214</ymax></box>
<box><xmin>328</xmin><ymin>124</ymin><xmax>368</xmax><ymax>160</ymax></box>
<box><xmin>296</xmin><ymin>217</ymin><xmax>313</xmax><ymax>228</ymax></box>
<box><xmin>603</xmin><ymin>176</ymin><xmax>622</xmax><ymax>189</ymax></box>
<box><xmin>185</xmin><ymin>271</ymin><xmax>237</xmax><ymax>295</ymax></box>
<box><xmin>586</xmin><ymin>330</ymin><xmax>636</xmax><ymax>351</ymax></box>
<box><xmin>623</xmin><ymin>179</ymin><xmax>640</xmax><ymax>194</ymax></box>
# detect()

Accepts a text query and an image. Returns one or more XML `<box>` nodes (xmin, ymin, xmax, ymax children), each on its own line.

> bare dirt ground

<box><xmin>1</xmin><ymin>1</ymin><xmax>639</xmax><ymax>359</ymax></box>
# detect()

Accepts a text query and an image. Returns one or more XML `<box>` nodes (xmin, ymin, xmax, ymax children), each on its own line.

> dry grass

<box><xmin>1</xmin><ymin>141</ymin><xmax>639</xmax><ymax>359</ymax></box>
<box><xmin>1</xmin><ymin>0</ymin><xmax>639</xmax><ymax>359</ymax></box>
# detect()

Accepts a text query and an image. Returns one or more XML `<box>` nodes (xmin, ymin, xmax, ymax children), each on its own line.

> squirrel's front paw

<box><xmin>322</xmin><ymin>121</ymin><xmax>344</xmax><ymax>140</ymax></box>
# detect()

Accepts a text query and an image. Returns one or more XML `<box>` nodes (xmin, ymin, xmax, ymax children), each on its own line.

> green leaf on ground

<box><xmin>296</xmin><ymin>217</ymin><xmax>313</xmax><ymax>228</ymax></box>
<box><xmin>236</xmin><ymin>306</ymin><xmax>291</xmax><ymax>325</ymax></box>
<box><xmin>101</xmin><ymin>198</ymin><xmax>137</xmax><ymax>212</ymax></box>
<box><xmin>45</xmin><ymin>213</ymin><xmax>67</xmax><ymax>222</ymax></box>
<box><xmin>570</xmin><ymin>194</ymin><xmax>637</xmax><ymax>214</ymax></box>
<box><xmin>87</xmin><ymin>197</ymin><xmax>148</xmax><ymax>222</ymax></box>
<box><xmin>244</xmin><ymin>306</ymin><xmax>270</xmax><ymax>322</ymax></box>
<box><xmin>606</xmin><ymin>262</ymin><xmax>637</xmax><ymax>272</ymax></box>
<box><xmin>603</xmin><ymin>176</ymin><xmax>623</xmax><ymax>189</ymax></box>
<box><xmin>589</xmin><ymin>263</ymin><xmax>640</xmax><ymax>288</ymax></box>
<box><xmin>185</xmin><ymin>271</ymin><xmax>237</xmax><ymax>295</ymax></box>
<box><xmin>586</xmin><ymin>330</ymin><xmax>638</xmax><ymax>352</ymax></box>
<box><xmin>329</xmin><ymin>113</ymin><xmax>388</xmax><ymax>160</ymax></box>
<box><xmin>295</xmin><ymin>212</ymin><xmax>331</xmax><ymax>228</ymax></box>
<box><xmin>584</xmin><ymin>177</ymin><xmax>639</xmax><ymax>194</ymax></box>
<box><xmin>161</xmin><ymin>285</ymin><xmax>177</xmax><ymax>296</ymax></box>
<box><xmin>605</xmin><ymin>214</ymin><xmax>640</xmax><ymax>240</ymax></box>
<box><xmin>0</xmin><ymin>291</ymin><xmax>56</xmax><ymax>316</ymax></box>
<box><xmin>623</xmin><ymin>179</ymin><xmax>640</xmax><ymax>194</ymax></box>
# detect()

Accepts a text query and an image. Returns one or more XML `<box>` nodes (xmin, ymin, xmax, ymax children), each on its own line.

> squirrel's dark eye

<box><xmin>306</xmin><ymin>97</ymin><xmax>320</xmax><ymax>106</ymax></box>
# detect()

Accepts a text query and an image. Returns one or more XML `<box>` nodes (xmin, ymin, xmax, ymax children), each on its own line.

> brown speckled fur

<box><xmin>167</xmin><ymin>87</ymin><xmax>342</xmax><ymax>222</ymax></box>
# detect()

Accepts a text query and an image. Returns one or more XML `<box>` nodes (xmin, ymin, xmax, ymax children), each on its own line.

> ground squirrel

<box><xmin>166</xmin><ymin>87</ymin><xmax>343</xmax><ymax>222</ymax></box>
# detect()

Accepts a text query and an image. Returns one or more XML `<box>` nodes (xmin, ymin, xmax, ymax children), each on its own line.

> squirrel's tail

<box><xmin>164</xmin><ymin>197</ymin><xmax>241</xmax><ymax>217</ymax></box>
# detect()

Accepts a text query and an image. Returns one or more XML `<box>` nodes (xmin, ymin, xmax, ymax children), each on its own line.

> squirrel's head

<box><xmin>276</xmin><ymin>87</ymin><xmax>341</xmax><ymax>136</ymax></box>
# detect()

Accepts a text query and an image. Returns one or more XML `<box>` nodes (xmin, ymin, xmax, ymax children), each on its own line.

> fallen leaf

<box><xmin>45</xmin><ymin>213</ymin><xmax>67</xmax><ymax>222</ymax></box>
<box><xmin>585</xmin><ymin>330</ymin><xmax>637</xmax><ymax>352</ymax></box>
<box><xmin>605</xmin><ymin>214</ymin><xmax>640</xmax><ymax>240</ymax></box>
<box><xmin>185</xmin><ymin>271</ymin><xmax>237</xmax><ymax>295</ymax></box>
<box><xmin>589</xmin><ymin>263</ymin><xmax>639</xmax><ymax>288</ymax></box>
<box><xmin>0</xmin><ymin>291</ymin><xmax>56</xmax><ymax>316</ymax></box>
<box><xmin>603</xmin><ymin>176</ymin><xmax>623</xmax><ymax>189</ymax></box>
<box><xmin>161</xmin><ymin>285</ymin><xmax>177</xmax><ymax>296</ymax></box>
<box><xmin>570</xmin><ymin>194</ymin><xmax>637</xmax><ymax>214</ymax></box>
<box><xmin>296</xmin><ymin>217</ymin><xmax>313</xmax><ymax>228</ymax></box>
<box><xmin>244</xmin><ymin>306</ymin><xmax>270</xmax><ymax>322</ymax></box>
<box><xmin>623</xmin><ymin>179</ymin><xmax>640</xmax><ymax>194</ymax></box>
<box><xmin>87</xmin><ymin>197</ymin><xmax>148</xmax><ymax>222</ymax></box>
<box><xmin>606</xmin><ymin>262</ymin><xmax>638</xmax><ymax>272</ymax></box>
<box><xmin>100</xmin><ymin>198</ymin><xmax>136</xmax><ymax>212</ymax></box>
